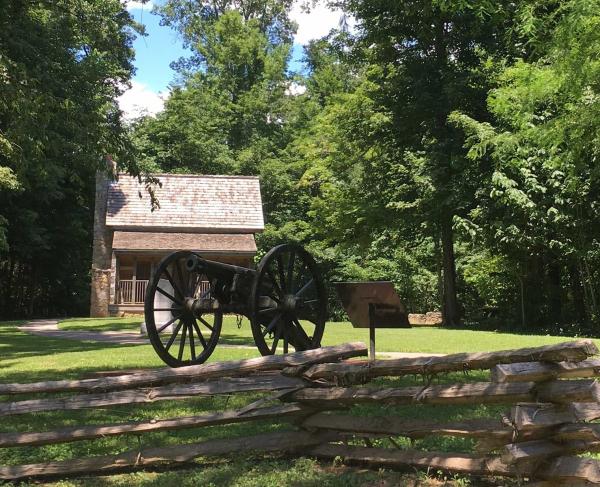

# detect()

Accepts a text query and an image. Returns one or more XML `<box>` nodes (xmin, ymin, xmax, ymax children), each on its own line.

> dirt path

<box><xmin>19</xmin><ymin>319</ymin><xmax>147</xmax><ymax>345</ymax></box>
<box><xmin>18</xmin><ymin>319</ymin><xmax>444</xmax><ymax>358</ymax></box>
<box><xmin>18</xmin><ymin>319</ymin><xmax>258</xmax><ymax>349</ymax></box>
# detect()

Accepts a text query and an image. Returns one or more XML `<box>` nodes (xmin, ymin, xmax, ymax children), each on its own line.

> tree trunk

<box><xmin>0</xmin><ymin>259</ymin><xmax>13</xmax><ymax>317</ymax></box>
<box><xmin>434</xmin><ymin>231</ymin><xmax>444</xmax><ymax>312</ymax></box>
<box><xmin>570</xmin><ymin>263</ymin><xmax>586</xmax><ymax>325</ymax></box>
<box><xmin>526</xmin><ymin>255</ymin><xmax>544</xmax><ymax>328</ymax></box>
<box><xmin>547</xmin><ymin>257</ymin><xmax>562</xmax><ymax>326</ymax></box>
<box><xmin>518</xmin><ymin>273</ymin><xmax>526</xmax><ymax>329</ymax></box>
<box><xmin>584</xmin><ymin>258</ymin><xmax>598</xmax><ymax>318</ymax></box>
<box><xmin>15</xmin><ymin>262</ymin><xmax>24</xmax><ymax>317</ymax></box>
<box><xmin>28</xmin><ymin>266</ymin><xmax>37</xmax><ymax>317</ymax></box>
<box><xmin>440</xmin><ymin>214</ymin><xmax>460</xmax><ymax>326</ymax></box>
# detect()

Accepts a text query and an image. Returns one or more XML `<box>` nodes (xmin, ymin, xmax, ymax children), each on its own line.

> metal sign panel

<box><xmin>334</xmin><ymin>281</ymin><xmax>410</xmax><ymax>329</ymax></box>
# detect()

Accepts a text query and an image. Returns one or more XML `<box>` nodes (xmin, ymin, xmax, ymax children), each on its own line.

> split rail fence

<box><xmin>2</xmin><ymin>339</ymin><xmax>600</xmax><ymax>484</ymax></box>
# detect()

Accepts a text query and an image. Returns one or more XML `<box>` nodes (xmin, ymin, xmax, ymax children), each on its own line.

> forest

<box><xmin>1</xmin><ymin>0</ymin><xmax>600</xmax><ymax>335</ymax></box>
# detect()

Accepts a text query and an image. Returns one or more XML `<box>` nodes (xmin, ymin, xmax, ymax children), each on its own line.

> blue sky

<box><xmin>120</xmin><ymin>1</ymin><xmax>347</xmax><ymax>119</ymax></box>
<box><xmin>128</xmin><ymin>5</ymin><xmax>189</xmax><ymax>93</ymax></box>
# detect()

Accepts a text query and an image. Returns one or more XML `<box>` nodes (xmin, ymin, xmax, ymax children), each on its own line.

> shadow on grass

<box><xmin>62</xmin><ymin>321</ymin><xmax>141</xmax><ymax>332</ymax></box>
<box><xmin>28</xmin><ymin>456</ymin><xmax>492</xmax><ymax>486</ymax></box>
<box><xmin>0</xmin><ymin>321</ymin><xmax>140</xmax><ymax>359</ymax></box>
<box><xmin>0</xmin><ymin>321</ymin><xmax>156</xmax><ymax>383</ymax></box>
<box><xmin>59</xmin><ymin>317</ymin><xmax>142</xmax><ymax>332</ymax></box>
<box><xmin>51</xmin><ymin>457</ymin><xmax>411</xmax><ymax>487</ymax></box>
<box><xmin>218</xmin><ymin>333</ymin><xmax>255</xmax><ymax>346</ymax></box>
<box><xmin>440</xmin><ymin>320</ymin><xmax>600</xmax><ymax>339</ymax></box>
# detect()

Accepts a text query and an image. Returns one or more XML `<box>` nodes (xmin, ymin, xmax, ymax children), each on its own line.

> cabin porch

<box><xmin>108</xmin><ymin>251</ymin><xmax>252</xmax><ymax>316</ymax></box>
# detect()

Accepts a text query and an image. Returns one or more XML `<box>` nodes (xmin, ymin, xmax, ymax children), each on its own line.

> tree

<box><xmin>451</xmin><ymin>0</ymin><xmax>600</xmax><ymax>329</ymax></box>
<box><xmin>156</xmin><ymin>0</ymin><xmax>296</xmax><ymax>57</ymax></box>
<box><xmin>0</xmin><ymin>167</ymin><xmax>19</xmax><ymax>252</ymax></box>
<box><xmin>0</xmin><ymin>0</ymin><xmax>140</xmax><ymax>317</ymax></box>
<box><xmin>330</xmin><ymin>0</ymin><xmax>520</xmax><ymax>325</ymax></box>
<box><xmin>134</xmin><ymin>4</ymin><xmax>296</xmax><ymax>175</ymax></box>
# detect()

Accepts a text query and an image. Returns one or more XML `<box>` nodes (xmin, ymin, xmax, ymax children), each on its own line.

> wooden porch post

<box><xmin>110</xmin><ymin>253</ymin><xmax>117</xmax><ymax>306</ymax></box>
<box><xmin>132</xmin><ymin>257</ymin><xmax>137</xmax><ymax>304</ymax></box>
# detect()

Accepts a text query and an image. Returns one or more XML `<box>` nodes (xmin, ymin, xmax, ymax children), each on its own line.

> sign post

<box><xmin>335</xmin><ymin>281</ymin><xmax>411</xmax><ymax>361</ymax></box>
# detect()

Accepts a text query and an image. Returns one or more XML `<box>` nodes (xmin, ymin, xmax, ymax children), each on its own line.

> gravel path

<box><xmin>18</xmin><ymin>319</ymin><xmax>444</xmax><ymax>358</ymax></box>
<box><xmin>19</xmin><ymin>319</ymin><xmax>147</xmax><ymax>345</ymax></box>
<box><xmin>18</xmin><ymin>319</ymin><xmax>258</xmax><ymax>349</ymax></box>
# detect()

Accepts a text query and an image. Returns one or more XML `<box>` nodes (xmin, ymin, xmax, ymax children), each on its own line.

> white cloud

<box><xmin>118</xmin><ymin>81</ymin><xmax>166</xmax><ymax>121</ymax></box>
<box><xmin>290</xmin><ymin>2</ymin><xmax>353</xmax><ymax>45</ymax></box>
<box><xmin>124</xmin><ymin>1</ymin><xmax>154</xmax><ymax>11</ymax></box>
<box><xmin>285</xmin><ymin>82</ymin><xmax>307</xmax><ymax>96</ymax></box>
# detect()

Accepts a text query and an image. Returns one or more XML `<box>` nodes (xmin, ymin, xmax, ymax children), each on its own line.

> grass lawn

<box><xmin>1</xmin><ymin>318</ymin><xmax>590</xmax><ymax>486</ymax></box>
<box><xmin>59</xmin><ymin>317</ymin><xmax>143</xmax><ymax>332</ymax></box>
<box><xmin>57</xmin><ymin>315</ymin><xmax>598</xmax><ymax>354</ymax></box>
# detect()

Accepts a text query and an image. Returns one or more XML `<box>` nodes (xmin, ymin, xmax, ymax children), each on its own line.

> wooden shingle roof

<box><xmin>106</xmin><ymin>174</ymin><xmax>264</xmax><ymax>232</ymax></box>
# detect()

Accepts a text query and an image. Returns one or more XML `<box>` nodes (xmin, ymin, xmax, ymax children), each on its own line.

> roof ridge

<box><xmin>116</xmin><ymin>173</ymin><xmax>260</xmax><ymax>180</ymax></box>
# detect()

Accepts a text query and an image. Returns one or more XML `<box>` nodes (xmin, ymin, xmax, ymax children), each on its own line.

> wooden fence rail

<box><xmin>300</xmin><ymin>339</ymin><xmax>598</xmax><ymax>381</ymax></box>
<box><xmin>0</xmin><ymin>404</ymin><xmax>311</xmax><ymax>448</ymax></box>
<box><xmin>0</xmin><ymin>430</ymin><xmax>339</xmax><ymax>480</ymax></box>
<box><xmin>0</xmin><ymin>342</ymin><xmax>367</xmax><ymax>395</ymax></box>
<box><xmin>2</xmin><ymin>339</ymin><xmax>600</xmax><ymax>484</ymax></box>
<box><xmin>0</xmin><ymin>374</ymin><xmax>305</xmax><ymax>416</ymax></box>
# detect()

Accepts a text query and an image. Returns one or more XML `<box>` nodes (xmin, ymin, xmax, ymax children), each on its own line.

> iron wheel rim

<box><xmin>144</xmin><ymin>251</ymin><xmax>222</xmax><ymax>367</ymax></box>
<box><xmin>250</xmin><ymin>244</ymin><xmax>327</xmax><ymax>356</ymax></box>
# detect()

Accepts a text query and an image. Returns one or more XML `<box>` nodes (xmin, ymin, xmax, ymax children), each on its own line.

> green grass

<box><xmin>58</xmin><ymin>315</ymin><xmax>600</xmax><ymax>354</ymax></box>
<box><xmin>1</xmin><ymin>317</ymin><xmax>575</xmax><ymax>486</ymax></box>
<box><xmin>1</xmin><ymin>322</ymin><xmax>255</xmax><ymax>383</ymax></box>
<box><xmin>59</xmin><ymin>317</ymin><xmax>143</xmax><ymax>332</ymax></box>
<box><xmin>19</xmin><ymin>457</ymin><xmax>456</xmax><ymax>487</ymax></box>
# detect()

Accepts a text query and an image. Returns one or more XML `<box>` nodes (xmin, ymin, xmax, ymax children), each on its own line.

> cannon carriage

<box><xmin>144</xmin><ymin>244</ymin><xmax>327</xmax><ymax>367</ymax></box>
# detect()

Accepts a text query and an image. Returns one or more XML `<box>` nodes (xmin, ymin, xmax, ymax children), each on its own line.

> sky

<box><xmin>119</xmin><ymin>1</ymin><xmax>350</xmax><ymax>120</ymax></box>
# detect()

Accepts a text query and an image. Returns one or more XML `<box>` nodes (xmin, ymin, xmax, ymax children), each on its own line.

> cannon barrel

<box><xmin>185</xmin><ymin>253</ymin><xmax>256</xmax><ymax>277</ymax></box>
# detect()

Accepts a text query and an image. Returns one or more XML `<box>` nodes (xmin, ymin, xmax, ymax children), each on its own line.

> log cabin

<box><xmin>90</xmin><ymin>171</ymin><xmax>264</xmax><ymax>317</ymax></box>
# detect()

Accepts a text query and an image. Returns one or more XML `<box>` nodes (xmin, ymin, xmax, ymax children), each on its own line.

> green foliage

<box><xmin>133</xmin><ymin>8</ymin><xmax>295</xmax><ymax>177</ymax></box>
<box><xmin>0</xmin><ymin>167</ymin><xmax>19</xmax><ymax>251</ymax></box>
<box><xmin>0</xmin><ymin>167</ymin><xmax>19</xmax><ymax>191</ymax></box>
<box><xmin>312</xmin><ymin>0</ymin><xmax>525</xmax><ymax>325</ymax></box>
<box><xmin>5</xmin><ymin>0</ymin><xmax>599</xmax><ymax>334</ymax></box>
<box><xmin>0</xmin><ymin>0</ymin><xmax>140</xmax><ymax>318</ymax></box>
<box><xmin>451</xmin><ymin>0</ymin><xmax>600</xmax><ymax>330</ymax></box>
<box><xmin>458</xmin><ymin>249</ymin><xmax>519</xmax><ymax>325</ymax></box>
<box><xmin>155</xmin><ymin>0</ymin><xmax>296</xmax><ymax>55</ymax></box>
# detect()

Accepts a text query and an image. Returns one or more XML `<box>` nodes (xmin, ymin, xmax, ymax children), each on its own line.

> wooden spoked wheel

<box><xmin>144</xmin><ymin>251</ymin><xmax>222</xmax><ymax>367</ymax></box>
<box><xmin>250</xmin><ymin>244</ymin><xmax>327</xmax><ymax>356</ymax></box>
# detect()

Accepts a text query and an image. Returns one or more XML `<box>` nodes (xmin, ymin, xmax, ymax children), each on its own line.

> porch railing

<box><xmin>197</xmin><ymin>280</ymin><xmax>211</xmax><ymax>298</ymax></box>
<box><xmin>117</xmin><ymin>280</ymin><xmax>149</xmax><ymax>304</ymax></box>
<box><xmin>117</xmin><ymin>279</ymin><xmax>212</xmax><ymax>304</ymax></box>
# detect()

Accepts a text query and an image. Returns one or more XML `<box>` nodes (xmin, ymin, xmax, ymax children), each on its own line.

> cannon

<box><xmin>144</xmin><ymin>244</ymin><xmax>327</xmax><ymax>367</ymax></box>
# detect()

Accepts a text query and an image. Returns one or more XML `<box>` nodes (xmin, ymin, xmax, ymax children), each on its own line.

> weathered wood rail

<box><xmin>2</xmin><ymin>339</ymin><xmax>600</xmax><ymax>485</ymax></box>
<box><xmin>0</xmin><ymin>341</ymin><xmax>367</xmax><ymax>395</ymax></box>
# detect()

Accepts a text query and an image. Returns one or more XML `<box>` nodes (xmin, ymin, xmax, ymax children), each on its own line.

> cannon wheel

<box><xmin>144</xmin><ymin>251</ymin><xmax>222</xmax><ymax>367</ymax></box>
<box><xmin>250</xmin><ymin>244</ymin><xmax>327</xmax><ymax>356</ymax></box>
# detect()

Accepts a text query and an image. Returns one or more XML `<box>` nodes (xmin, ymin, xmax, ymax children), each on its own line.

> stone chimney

<box><xmin>89</xmin><ymin>156</ymin><xmax>116</xmax><ymax>317</ymax></box>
